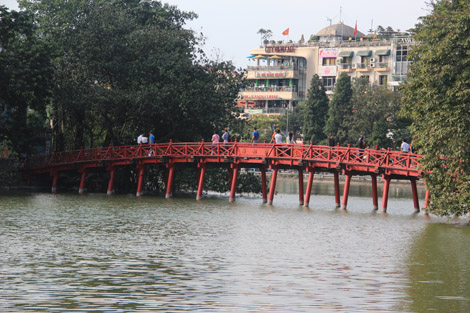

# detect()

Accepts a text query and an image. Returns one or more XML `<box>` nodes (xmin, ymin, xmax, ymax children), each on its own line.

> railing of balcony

<box><xmin>339</xmin><ymin>63</ymin><xmax>352</xmax><ymax>69</ymax></box>
<box><xmin>377</xmin><ymin>62</ymin><xmax>388</xmax><ymax>68</ymax></box>
<box><xmin>247</xmin><ymin>65</ymin><xmax>296</xmax><ymax>71</ymax></box>
<box><xmin>356</xmin><ymin>63</ymin><xmax>368</xmax><ymax>69</ymax></box>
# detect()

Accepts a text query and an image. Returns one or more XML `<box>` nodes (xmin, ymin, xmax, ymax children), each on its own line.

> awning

<box><xmin>253</xmin><ymin>55</ymin><xmax>267</xmax><ymax>59</ymax></box>
<box><xmin>247</xmin><ymin>55</ymin><xmax>256</xmax><ymax>59</ymax></box>
<box><xmin>338</xmin><ymin>51</ymin><xmax>353</xmax><ymax>57</ymax></box>
<box><xmin>268</xmin><ymin>55</ymin><xmax>282</xmax><ymax>59</ymax></box>
<box><xmin>357</xmin><ymin>50</ymin><xmax>372</xmax><ymax>57</ymax></box>
<box><xmin>375</xmin><ymin>49</ymin><xmax>391</xmax><ymax>56</ymax></box>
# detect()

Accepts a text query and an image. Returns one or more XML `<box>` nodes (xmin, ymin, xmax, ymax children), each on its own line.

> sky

<box><xmin>1</xmin><ymin>0</ymin><xmax>430</xmax><ymax>68</ymax></box>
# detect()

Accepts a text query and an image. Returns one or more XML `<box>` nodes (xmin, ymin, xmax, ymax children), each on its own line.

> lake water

<box><xmin>1</xmin><ymin>180</ymin><xmax>470</xmax><ymax>312</ymax></box>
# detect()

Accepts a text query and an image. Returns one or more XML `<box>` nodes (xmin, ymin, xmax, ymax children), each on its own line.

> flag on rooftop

<box><xmin>282</xmin><ymin>28</ymin><xmax>289</xmax><ymax>36</ymax></box>
<box><xmin>353</xmin><ymin>21</ymin><xmax>358</xmax><ymax>37</ymax></box>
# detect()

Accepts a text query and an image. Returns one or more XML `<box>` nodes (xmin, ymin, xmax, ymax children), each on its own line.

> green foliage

<box><xmin>0</xmin><ymin>6</ymin><xmax>53</xmax><ymax>154</ymax></box>
<box><xmin>324</xmin><ymin>72</ymin><xmax>353</xmax><ymax>145</ymax></box>
<box><xmin>401</xmin><ymin>1</ymin><xmax>470</xmax><ymax>216</ymax></box>
<box><xmin>303</xmin><ymin>74</ymin><xmax>329</xmax><ymax>144</ymax></box>
<box><xmin>19</xmin><ymin>0</ymin><xmax>243</xmax><ymax>150</ymax></box>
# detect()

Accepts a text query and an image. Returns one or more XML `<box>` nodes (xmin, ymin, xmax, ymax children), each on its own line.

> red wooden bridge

<box><xmin>22</xmin><ymin>141</ymin><xmax>431</xmax><ymax>212</ymax></box>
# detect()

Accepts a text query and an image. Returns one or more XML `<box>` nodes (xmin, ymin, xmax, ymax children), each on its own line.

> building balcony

<box><xmin>248</xmin><ymin>65</ymin><xmax>295</xmax><ymax>71</ymax></box>
<box><xmin>246</xmin><ymin>68</ymin><xmax>299</xmax><ymax>79</ymax></box>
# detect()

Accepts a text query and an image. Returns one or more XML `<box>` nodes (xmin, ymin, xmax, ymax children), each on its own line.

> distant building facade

<box><xmin>238</xmin><ymin>22</ymin><xmax>415</xmax><ymax>115</ymax></box>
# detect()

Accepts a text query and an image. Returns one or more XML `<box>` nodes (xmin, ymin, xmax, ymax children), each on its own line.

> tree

<box><xmin>401</xmin><ymin>1</ymin><xmax>470</xmax><ymax>216</ymax></box>
<box><xmin>324</xmin><ymin>72</ymin><xmax>353</xmax><ymax>145</ymax></box>
<box><xmin>20</xmin><ymin>0</ymin><xmax>243</xmax><ymax>150</ymax></box>
<box><xmin>0</xmin><ymin>6</ymin><xmax>52</xmax><ymax>154</ymax></box>
<box><xmin>303</xmin><ymin>75</ymin><xmax>329</xmax><ymax>144</ymax></box>
<box><xmin>257</xmin><ymin>28</ymin><xmax>272</xmax><ymax>45</ymax></box>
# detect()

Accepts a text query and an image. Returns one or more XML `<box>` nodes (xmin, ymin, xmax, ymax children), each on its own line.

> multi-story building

<box><xmin>238</xmin><ymin>22</ymin><xmax>415</xmax><ymax>115</ymax></box>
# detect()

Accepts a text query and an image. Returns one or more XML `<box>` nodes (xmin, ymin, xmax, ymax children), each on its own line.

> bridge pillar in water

<box><xmin>371</xmin><ymin>174</ymin><xmax>378</xmax><ymax>210</ymax></box>
<box><xmin>79</xmin><ymin>170</ymin><xmax>87</xmax><ymax>194</ymax></box>
<box><xmin>304</xmin><ymin>168</ymin><xmax>315</xmax><ymax>208</ymax></box>
<box><xmin>382</xmin><ymin>175</ymin><xmax>391</xmax><ymax>212</ymax></box>
<box><xmin>268</xmin><ymin>166</ymin><xmax>278</xmax><ymax>205</ymax></box>
<box><xmin>136</xmin><ymin>164</ymin><xmax>145</xmax><ymax>197</ymax></box>
<box><xmin>341</xmin><ymin>172</ymin><xmax>352</xmax><ymax>210</ymax></box>
<box><xmin>196</xmin><ymin>164</ymin><xmax>206</xmax><ymax>200</ymax></box>
<box><xmin>165</xmin><ymin>164</ymin><xmax>175</xmax><ymax>198</ymax></box>
<box><xmin>261</xmin><ymin>166</ymin><xmax>267</xmax><ymax>203</ymax></box>
<box><xmin>229</xmin><ymin>165</ymin><xmax>239</xmax><ymax>202</ymax></box>
<box><xmin>410</xmin><ymin>178</ymin><xmax>420</xmax><ymax>213</ymax></box>
<box><xmin>107</xmin><ymin>167</ymin><xmax>115</xmax><ymax>195</ymax></box>
<box><xmin>423</xmin><ymin>188</ymin><xmax>430</xmax><ymax>215</ymax></box>
<box><xmin>298</xmin><ymin>168</ymin><xmax>304</xmax><ymax>206</ymax></box>
<box><xmin>334</xmin><ymin>171</ymin><xmax>340</xmax><ymax>208</ymax></box>
<box><xmin>51</xmin><ymin>171</ymin><xmax>59</xmax><ymax>193</ymax></box>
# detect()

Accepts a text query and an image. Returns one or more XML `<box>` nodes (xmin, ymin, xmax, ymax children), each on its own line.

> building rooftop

<box><xmin>316</xmin><ymin>22</ymin><xmax>366</xmax><ymax>39</ymax></box>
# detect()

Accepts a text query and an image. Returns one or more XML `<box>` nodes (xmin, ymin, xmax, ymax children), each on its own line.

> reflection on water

<box><xmin>0</xmin><ymin>185</ymin><xmax>468</xmax><ymax>312</ymax></box>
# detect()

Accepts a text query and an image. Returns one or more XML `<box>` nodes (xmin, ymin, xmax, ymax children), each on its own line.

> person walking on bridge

<box><xmin>222</xmin><ymin>128</ymin><xmax>230</xmax><ymax>143</ymax></box>
<box><xmin>401</xmin><ymin>139</ymin><xmax>411</xmax><ymax>153</ymax></box>
<box><xmin>251</xmin><ymin>127</ymin><xmax>260</xmax><ymax>143</ymax></box>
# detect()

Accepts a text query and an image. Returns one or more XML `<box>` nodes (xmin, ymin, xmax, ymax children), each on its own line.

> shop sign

<box><xmin>319</xmin><ymin>48</ymin><xmax>337</xmax><ymax>58</ymax></box>
<box><xmin>255</xmin><ymin>72</ymin><xmax>286</xmax><ymax>78</ymax></box>
<box><xmin>242</xmin><ymin>94</ymin><xmax>280</xmax><ymax>100</ymax></box>
<box><xmin>265</xmin><ymin>45</ymin><xmax>295</xmax><ymax>53</ymax></box>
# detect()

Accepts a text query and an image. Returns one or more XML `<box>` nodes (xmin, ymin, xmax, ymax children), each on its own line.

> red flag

<box><xmin>353</xmin><ymin>22</ymin><xmax>357</xmax><ymax>37</ymax></box>
<box><xmin>282</xmin><ymin>28</ymin><xmax>289</xmax><ymax>36</ymax></box>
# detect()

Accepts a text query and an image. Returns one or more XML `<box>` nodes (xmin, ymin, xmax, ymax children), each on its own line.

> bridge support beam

<box><xmin>371</xmin><ymin>174</ymin><xmax>378</xmax><ymax>210</ymax></box>
<box><xmin>165</xmin><ymin>165</ymin><xmax>175</xmax><ymax>198</ymax></box>
<box><xmin>51</xmin><ymin>171</ymin><xmax>59</xmax><ymax>193</ymax></box>
<box><xmin>196</xmin><ymin>164</ymin><xmax>206</xmax><ymax>200</ymax></box>
<box><xmin>261</xmin><ymin>166</ymin><xmax>267</xmax><ymax>203</ymax></box>
<box><xmin>304</xmin><ymin>168</ymin><xmax>315</xmax><ymax>208</ymax></box>
<box><xmin>382</xmin><ymin>175</ymin><xmax>391</xmax><ymax>212</ymax></box>
<box><xmin>107</xmin><ymin>167</ymin><xmax>115</xmax><ymax>195</ymax></box>
<box><xmin>423</xmin><ymin>189</ymin><xmax>430</xmax><ymax>215</ymax></box>
<box><xmin>298</xmin><ymin>168</ymin><xmax>304</xmax><ymax>206</ymax></box>
<box><xmin>79</xmin><ymin>170</ymin><xmax>87</xmax><ymax>194</ymax></box>
<box><xmin>341</xmin><ymin>172</ymin><xmax>352</xmax><ymax>210</ymax></box>
<box><xmin>334</xmin><ymin>171</ymin><xmax>340</xmax><ymax>208</ymax></box>
<box><xmin>268</xmin><ymin>166</ymin><xmax>278</xmax><ymax>205</ymax></box>
<box><xmin>410</xmin><ymin>178</ymin><xmax>420</xmax><ymax>213</ymax></box>
<box><xmin>229</xmin><ymin>165</ymin><xmax>239</xmax><ymax>202</ymax></box>
<box><xmin>136</xmin><ymin>164</ymin><xmax>145</xmax><ymax>197</ymax></box>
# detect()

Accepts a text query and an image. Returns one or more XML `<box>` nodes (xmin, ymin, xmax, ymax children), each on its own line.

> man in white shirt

<box><xmin>401</xmin><ymin>139</ymin><xmax>411</xmax><ymax>153</ymax></box>
<box><xmin>137</xmin><ymin>133</ymin><xmax>144</xmax><ymax>144</ymax></box>
<box><xmin>274</xmin><ymin>129</ymin><xmax>283</xmax><ymax>144</ymax></box>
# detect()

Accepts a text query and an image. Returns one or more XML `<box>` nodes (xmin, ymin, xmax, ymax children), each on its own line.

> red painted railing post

<box><xmin>261</xmin><ymin>166</ymin><xmax>267</xmax><ymax>203</ymax></box>
<box><xmin>268</xmin><ymin>166</ymin><xmax>278</xmax><ymax>205</ymax></box>
<box><xmin>334</xmin><ymin>171</ymin><xmax>340</xmax><ymax>208</ymax></box>
<box><xmin>371</xmin><ymin>174</ymin><xmax>378</xmax><ymax>210</ymax></box>
<box><xmin>298</xmin><ymin>168</ymin><xmax>304</xmax><ymax>206</ymax></box>
<box><xmin>411</xmin><ymin>178</ymin><xmax>420</xmax><ymax>213</ymax></box>
<box><xmin>341</xmin><ymin>171</ymin><xmax>352</xmax><ymax>210</ymax></box>
<box><xmin>229</xmin><ymin>164</ymin><xmax>239</xmax><ymax>202</ymax></box>
<box><xmin>382</xmin><ymin>175</ymin><xmax>391</xmax><ymax>212</ymax></box>
<box><xmin>304</xmin><ymin>167</ymin><xmax>315</xmax><ymax>208</ymax></box>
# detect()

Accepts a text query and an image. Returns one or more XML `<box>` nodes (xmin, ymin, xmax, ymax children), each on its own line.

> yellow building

<box><xmin>238</xmin><ymin>22</ymin><xmax>414</xmax><ymax>115</ymax></box>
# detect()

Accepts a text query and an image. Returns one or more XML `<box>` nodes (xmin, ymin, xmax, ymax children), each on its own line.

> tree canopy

<box><xmin>401</xmin><ymin>0</ymin><xmax>470</xmax><ymax>216</ymax></box>
<box><xmin>303</xmin><ymin>74</ymin><xmax>328</xmax><ymax>144</ymax></box>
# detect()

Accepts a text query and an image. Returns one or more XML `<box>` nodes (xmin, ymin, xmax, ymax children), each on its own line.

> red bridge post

<box><xmin>166</xmin><ymin>164</ymin><xmax>175</xmax><ymax>198</ymax></box>
<box><xmin>51</xmin><ymin>171</ymin><xmax>59</xmax><ymax>193</ymax></box>
<box><xmin>304</xmin><ymin>167</ymin><xmax>315</xmax><ymax>208</ymax></box>
<box><xmin>341</xmin><ymin>172</ymin><xmax>352</xmax><ymax>210</ymax></box>
<box><xmin>196</xmin><ymin>163</ymin><xmax>206</xmax><ymax>200</ymax></box>
<box><xmin>423</xmin><ymin>189</ymin><xmax>430</xmax><ymax>214</ymax></box>
<box><xmin>410</xmin><ymin>178</ymin><xmax>420</xmax><ymax>213</ymax></box>
<box><xmin>79</xmin><ymin>169</ymin><xmax>87</xmax><ymax>194</ymax></box>
<box><xmin>107</xmin><ymin>166</ymin><xmax>115</xmax><ymax>195</ymax></box>
<box><xmin>268</xmin><ymin>166</ymin><xmax>278</xmax><ymax>205</ymax></box>
<box><xmin>229</xmin><ymin>164</ymin><xmax>239</xmax><ymax>202</ymax></box>
<box><xmin>382</xmin><ymin>175</ymin><xmax>391</xmax><ymax>212</ymax></box>
<box><xmin>298</xmin><ymin>168</ymin><xmax>304</xmax><ymax>206</ymax></box>
<box><xmin>371</xmin><ymin>174</ymin><xmax>378</xmax><ymax>210</ymax></box>
<box><xmin>261</xmin><ymin>166</ymin><xmax>267</xmax><ymax>203</ymax></box>
<box><xmin>334</xmin><ymin>171</ymin><xmax>340</xmax><ymax>208</ymax></box>
<box><xmin>136</xmin><ymin>163</ymin><xmax>145</xmax><ymax>197</ymax></box>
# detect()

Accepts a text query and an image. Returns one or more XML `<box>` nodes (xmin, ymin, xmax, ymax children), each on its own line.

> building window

<box><xmin>379</xmin><ymin>75</ymin><xmax>388</xmax><ymax>86</ymax></box>
<box><xmin>322</xmin><ymin>57</ymin><xmax>336</xmax><ymax>66</ymax></box>
<box><xmin>379</xmin><ymin>55</ymin><xmax>387</xmax><ymax>63</ymax></box>
<box><xmin>321</xmin><ymin>76</ymin><xmax>336</xmax><ymax>90</ymax></box>
<box><xmin>396</xmin><ymin>45</ymin><xmax>408</xmax><ymax>61</ymax></box>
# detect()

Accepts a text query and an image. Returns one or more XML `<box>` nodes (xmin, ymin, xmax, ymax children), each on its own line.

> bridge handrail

<box><xmin>23</xmin><ymin>142</ymin><xmax>423</xmax><ymax>174</ymax></box>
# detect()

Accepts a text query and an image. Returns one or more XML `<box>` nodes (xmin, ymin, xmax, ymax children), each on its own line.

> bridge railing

<box><xmin>23</xmin><ymin>142</ymin><xmax>422</xmax><ymax>174</ymax></box>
